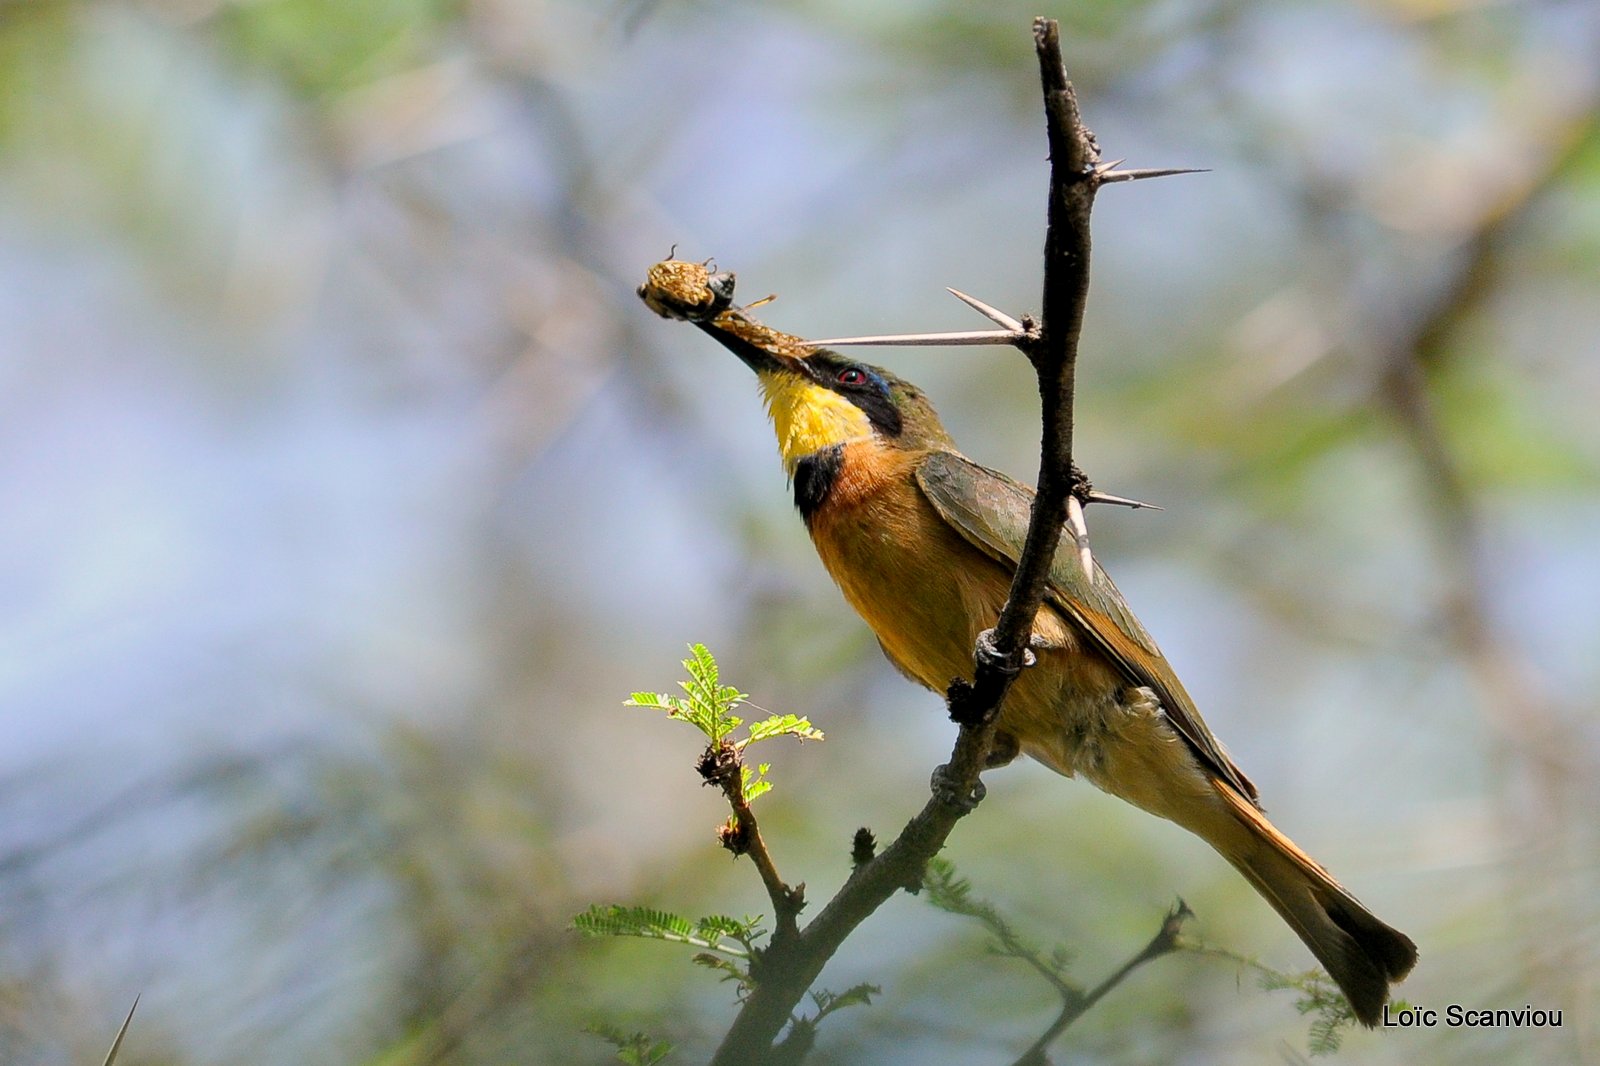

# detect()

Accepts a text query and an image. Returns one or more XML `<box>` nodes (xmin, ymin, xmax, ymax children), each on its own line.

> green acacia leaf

<box><xmin>691</xmin><ymin>914</ymin><xmax>759</xmax><ymax>941</ymax></box>
<box><xmin>810</xmin><ymin>982</ymin><xmax>881</xmax><ymax>1022</ymax></box>
<box><xmin>739</xmin><ymin>763</ymin><xmax>772</xmax><ymax>803</ymax></box>
<box><xmin>586</xmin><ymin>1022</ymin><xmax>674</xmax><ymax>1065</ymax></box>
<box><xmin>625</xmin><ymin>692</ymin><xmax>682</xmax><ymax>711</ymax></box>
<box><xmin>573</xmin><ymin>904</ymin><xmax>694</xmax><ymax>941</ymax></box>
<box><xmin>572</xmin><ymin>905</ymin><xmax>757</xmax><ymax>957</ymax></box>
<box><xmin>691</xmin><ymin>951</ymin><xmax>752</xmax><ymax>990</ymax></box>
<box><xmin>745</xmin><ymin>714</ymin><xmax>825</xmax><ymax>745</ymax></box>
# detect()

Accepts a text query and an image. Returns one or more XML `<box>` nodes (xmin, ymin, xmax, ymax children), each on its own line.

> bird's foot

<box><xmin>974</xmin><ymin>629</ymin><xmax>1037</xmax><ymax>674</ymax></box>
<box><xmin>931</xmin><ymin>763</ymin><xmax>987</xmax><ymax>812</ymax></box>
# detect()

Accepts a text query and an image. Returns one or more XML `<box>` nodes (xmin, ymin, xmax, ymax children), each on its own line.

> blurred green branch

<box><xmin>927</xmin><ymin>854</ymin><xmax>1364</xmax><ymax>1060</ymax></box>
<box><xmin>1187</xmin><ymin>945</ymin><xmax>1365</xmax><ymax>1057</ymax></box>
<box><xmin>1370</xmin><ymin>92</ymin><xmax>1600</xmax><ymax>1043</ymax></box>
<box><xmin>922</xmin><ymin>858</ymin><xmax>1194</xmax><ymax>1065</ymax></box>
<box><xmin>585</xmin><ymin>1022</ymin><xmax>673</xmax><ymax>1066</ymax></box>
<box><xmin>921</xmin><ymin>855</ymin><xmax>1364</xmax><ymax>1060</ymax></box>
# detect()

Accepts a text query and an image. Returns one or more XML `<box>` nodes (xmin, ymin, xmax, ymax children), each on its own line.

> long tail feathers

<box><xmin>1213</xmin><ymin>781</ymin><xmax>1417</xmax><ymax>1026</ymax></box>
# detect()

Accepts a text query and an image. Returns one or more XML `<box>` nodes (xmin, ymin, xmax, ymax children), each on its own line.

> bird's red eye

<box><xmin>837</xmin><ymin>368</ymin><xmax>866</xmax><ymax>385</ymax></box>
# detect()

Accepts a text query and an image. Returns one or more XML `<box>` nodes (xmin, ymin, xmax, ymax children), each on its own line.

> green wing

<box><xmin>914</xmin><ymin>450</ymin><xmax>1259</xmax><ymax>805</ymax></box>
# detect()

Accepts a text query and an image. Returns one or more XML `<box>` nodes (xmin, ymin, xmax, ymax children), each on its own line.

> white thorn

<box><xmin>803</xmin><ymin>330</ymin><xmax>1027</xmax><ymax>347</ymax></box>
<box><xmin>1085</xmin><ymin>490</ymin><xmax>1163</xmax><ymax>511</ymax></box>
<box><xmin>945</xmin><ymin>288</ymin><xmax>1025</xmax><ymax>332</ymax></box>
<box><xmin>1098</xmin><ymin>166</ymin><xmax>1210</xmax><ymax>184</ymax></box>
<box><xmin>1066</xmin><ymin>495</ymin><xmax>1094</xmax><ymax>583</ymax></box>
<box><xmin>103</xmin><ymin>994</ymin><xmax>141</xmax><ymax>1066</ymax></box>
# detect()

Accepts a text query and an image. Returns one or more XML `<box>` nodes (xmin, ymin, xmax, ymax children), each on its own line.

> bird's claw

<box><xmin>932</xmin><ymin>763</ymin><xmax>987</xmax><ymax>812</ymax></box>
<box><xmin>975</xmin><ymin>629</ymin><xmax>1036</xmax><ymax>674</ymax></box>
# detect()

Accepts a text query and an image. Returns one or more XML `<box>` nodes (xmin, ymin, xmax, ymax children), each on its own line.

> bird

<box><xmin>638</xmin><ymin>259</ymin><xmax>1417</xmax><ymax>1026</ymax></box>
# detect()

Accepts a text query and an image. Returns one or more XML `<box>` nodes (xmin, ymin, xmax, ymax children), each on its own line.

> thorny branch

<box><xmin>703</xmin><ymin>19</ymin><xmax>1193</xmax><ymax>1065</ymax></box>
<box><xmin>972</xmin><ymin>17</ymin><xmax>1099</xmax><ymax>689</ymax></box>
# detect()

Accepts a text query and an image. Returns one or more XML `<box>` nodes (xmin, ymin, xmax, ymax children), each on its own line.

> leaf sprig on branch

<box><xmin>1192</xmin><ymin>945</ymin><xmax>1361</xmax><ymax>1056</ymax></box>
<box><xmin>627</xmin><ymin>644</ymin><xmax>823</xmax><ymax>807</ymax></box>
<box><xmin>585</xmin><ymin>1021</ymin><xmax>674</xmax><ymax>1066</ymax></box>
<box><xmin>573</xmin><ymin>905</ymin><xmax>766</xmax><ymax>960</ymax></box>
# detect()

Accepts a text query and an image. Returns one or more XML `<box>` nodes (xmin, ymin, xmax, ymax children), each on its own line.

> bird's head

<box><xmin>726</xmin><ymin>339</ymin><xmax>953</xmax><ymax>473</ymax></box>
<box><xmin>635</xmin><ymin>257</ymin><xmax>951</xmax><ymax>471</ymax></box>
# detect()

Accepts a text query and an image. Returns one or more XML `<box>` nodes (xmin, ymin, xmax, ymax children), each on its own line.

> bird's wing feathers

<box><xmin>913</xmin><ymin>450</ymin><xmax>1259</xmax><ymax>805</ymax></box>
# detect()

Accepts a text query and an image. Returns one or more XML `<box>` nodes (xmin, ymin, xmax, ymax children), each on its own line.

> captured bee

<box><xmin>637</xmin><ymin>257</ymin><xmax>736</xmax><ymax>322</ymax></box>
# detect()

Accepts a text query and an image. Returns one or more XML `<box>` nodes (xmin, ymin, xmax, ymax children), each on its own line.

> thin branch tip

<box><xmin>1012</xmin><ymin>903</ymin><xmax>1197</xmax><ymax>1065</ymax></box>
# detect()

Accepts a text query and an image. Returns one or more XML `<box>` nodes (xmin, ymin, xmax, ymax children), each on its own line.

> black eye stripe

<box><xmin>816</xmin><ymin>362</ymin><xmax>902</xmax><ymax>437</ymax></box>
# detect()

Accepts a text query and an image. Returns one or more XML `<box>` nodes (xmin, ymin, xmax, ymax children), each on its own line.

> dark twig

<box><xmin>701</xmin><ymin>740</ymin><xmax>806</xmax><ymax>941</ymax></box>
<box><xmin>708</xmin><ymin>20</ymin><xmax>1116</xmax><ymax>1065</ymax></box>
<box><xmin>923</xmin><ymin>859</ymin><xmax>1194</xmax><ymax>1058</ymax></box>
<box><xmin>1010</xmin><ymin>903</ymin><xmax>1192</xmax><ymax>1066</ymax></box>
<box><xmin>978</xmin><ymin>17</ymin><xmax>1101</xmax><ymax>678</ymax></box>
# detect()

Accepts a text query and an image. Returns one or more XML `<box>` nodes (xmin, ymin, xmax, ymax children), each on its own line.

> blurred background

<box><xmin>2</xmin><ymin>0</ymin><xmax>1598</xmax><ymax>1063</ymax></box>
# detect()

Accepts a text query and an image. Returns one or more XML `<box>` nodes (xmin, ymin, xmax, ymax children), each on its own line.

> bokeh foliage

<box><xmin>1</xmin><ymin>1</ymin><xmax>1597</xmax><ymax>1064</ymax></box>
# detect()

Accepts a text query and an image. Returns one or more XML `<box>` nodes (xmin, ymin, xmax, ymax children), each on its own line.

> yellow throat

<box><xmin>758</xmin><ymin>370</ymin><xmax>875</xmax><ymax>472</ymax></box>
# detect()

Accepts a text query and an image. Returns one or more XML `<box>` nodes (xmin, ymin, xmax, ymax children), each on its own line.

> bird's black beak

<box><xmin>697</xmin><ymin>318</ymin><xmax>815</xmax><ymax>380</ymax></box>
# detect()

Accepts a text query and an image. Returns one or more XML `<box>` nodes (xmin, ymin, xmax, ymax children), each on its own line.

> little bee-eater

<box><xmin>639</xmin><ymin>260</ymin><xmax>1416</xmax><ymax>1025</ymax></box>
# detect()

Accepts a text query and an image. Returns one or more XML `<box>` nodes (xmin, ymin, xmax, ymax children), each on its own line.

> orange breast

<box><xmin>805</xmin><ymin>442</ymin><xmax>1130</xmax><ymax>779</ymax></box>
<box><xmin>806</xmin><ymin>442</ymin><xmax>1061</xmax><ymax>691</ymax></box>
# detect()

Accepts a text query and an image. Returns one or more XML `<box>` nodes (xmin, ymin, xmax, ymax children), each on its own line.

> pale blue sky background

<box><xmin>1</xmin><ymin>1</ymin><xmax>1598</xmax><ymax>1063</ymax></box>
